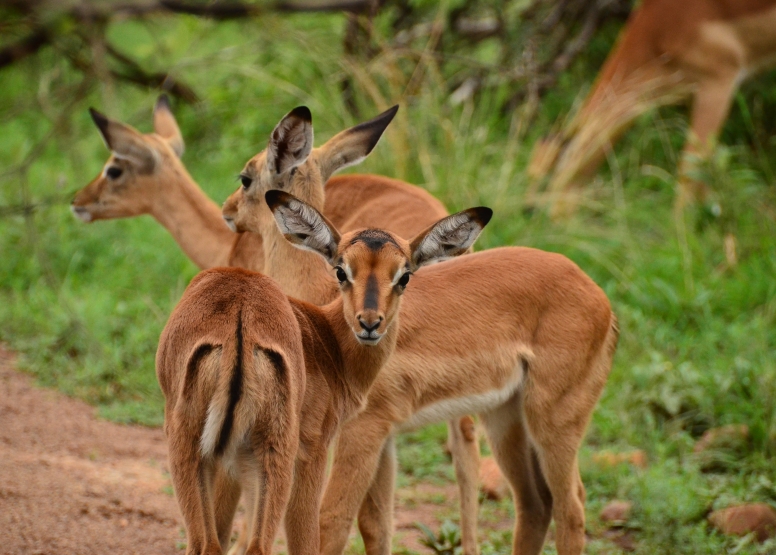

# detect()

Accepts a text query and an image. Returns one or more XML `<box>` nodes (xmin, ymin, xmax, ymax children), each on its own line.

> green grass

<box><xmin>2</xmin><ymin>10</ymin><xmax>776</xmax><ymax>555</ymax></box>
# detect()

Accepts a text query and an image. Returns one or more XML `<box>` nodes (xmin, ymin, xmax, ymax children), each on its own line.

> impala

<box><xmin>72</xmin><ymin>99</ymin><xmax>483</xmax><ymax>551</ymax></box>
<box><xmin>157</xmin><ymin>191</ymin><xmax>489</xmax><ymax>555</ymax></box>
<box><xmin>224</xmin><ymin>107</ymin><xmax>619</xmax><ymax>555</ymax></box>
<box><xmin>529</xmin><ymin>0</ymin><xmax>776</xmax><ymax>211</ymax></box>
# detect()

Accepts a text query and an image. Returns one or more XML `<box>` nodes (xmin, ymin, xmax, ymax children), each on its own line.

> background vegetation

<box><xmin>1</xmin><ymin>1</ymin><xmax>775</xmax><ymax>553</ymax></box>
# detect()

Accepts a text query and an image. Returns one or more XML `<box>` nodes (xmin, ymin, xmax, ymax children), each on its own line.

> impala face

<box><xmin>71</xmin><ymin>97</ymin><xmax>185</xmax><ymax>223</ymax></box>
<box><xmin>334</xmin><ymin>229</ymin><xmax>413</xmax><ymax>345</ymax></box>
<box><xmin>265</xmin><ymin>190</ymin><xmax>493</xmax><ymax>347</ymax></box>
<box><xmin>222</xmin><ymin>104</ymin><xmax>400</xmax><ymax>235</ymax></box>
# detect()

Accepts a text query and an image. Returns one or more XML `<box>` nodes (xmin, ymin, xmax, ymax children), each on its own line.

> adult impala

<box><xmin>224</xmin><ymin>106</ymin><xmax>619</xmax><ymax>555</ymax></box>
<box><xmin>158</xmin><ymin>191</ymin><xmax>489</xmax><ymax>555</ymax></box>
<box><xmin>529</xmin><ymin>0</ymin><xmax>776</xmax><ymax>210</ymax></box>
<box><xmin>74</xmin><ymin>98</ymin><xmax>484</xmax><ymax>553</ymax></box>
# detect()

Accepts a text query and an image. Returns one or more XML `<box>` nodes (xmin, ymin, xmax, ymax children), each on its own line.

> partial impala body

<box><xmin>224</xmin><ymin>106</ymin><xmax>484</xmax><ymax>554</ymax></box>
<box><xmin>529</xmin><ymin>0</ymin><xmax>776</xmax><ymax>210</ymax></box>
<box><xmin>157</xmin><ymin>190</ymin><xmax>489</xmax><ymax>555</ymax></box>
<box><xmin>72</xmin><ymin>96</ymin><xmax>264</xmax><ymax>271</ymax></box>
<box><xmin>224</xmin><ymin>107</ymin><xmax>619</xmax><ymax>555</ymax></box>
<box><xmin>74</xmin><ymin>99</ymin><xmax>483</xmax><ymax>553</ymax></box>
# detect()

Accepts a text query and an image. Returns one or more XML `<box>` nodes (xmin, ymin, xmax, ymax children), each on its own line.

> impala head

<box><xmin>222</xmin><ymin>104</ymin><xmax>399</xmax><ymax>234</ymax></box>
<box><xmin>266</xmin><ymin>190</ymin><xmax>492</xmax><ymax>345</ymax></box>
<box><xmin>71</xmin><ymin>95</ymin><xmax>186</xmax><ymax>222</ymax></box>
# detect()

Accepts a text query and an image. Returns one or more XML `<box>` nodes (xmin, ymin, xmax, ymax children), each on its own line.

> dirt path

<box><xmin>0</xmin><ymin>348</ymin><xmax>456</xmax><ymax>554</ymax></box>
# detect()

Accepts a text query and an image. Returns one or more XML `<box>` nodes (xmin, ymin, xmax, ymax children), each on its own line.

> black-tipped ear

<box><xmin>267</xmin><ymin>106</ymin><xmax>314</xmax><ymax>176</ymax></box>
<box><xmin>316</xmin><ymin>105</ymin><xmax>399</xmax><ymax>179</ymax></box>
<box><xmin>153</xmin><ymin>95</ymin><xmax>184</xmax><ymax>157</ymax></box>
<box><xmin>409</xmin><ymin>206</ymin><xmax>493</xmax><ymax>270</ymax></box>
<box><xmin>89</xmin><ymin>108</ymin><xmax>111</xmax><ymax>144</ymax></box>
<box><xmin>265</xmin><ymin>190</ymin><xmax>341</xmax><ymax>264</ymax></box>
<box><xmin>88</xmin><ymin>107</ymin><xmax>156</xmax><ymax>171</ymax></box>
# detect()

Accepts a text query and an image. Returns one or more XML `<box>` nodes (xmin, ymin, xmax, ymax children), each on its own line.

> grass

<box><xmin>2</xmin><ymin>9</ymin><xmax>776</xmax><ymax>555</ymax></box>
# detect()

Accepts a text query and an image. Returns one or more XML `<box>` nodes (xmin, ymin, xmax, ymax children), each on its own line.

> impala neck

<box><xmin>149</xmin><ymin>162</ymin><xmax>236</xmax><ymax>270</ymax></box>
<box><xmin>261</xmin><ymin>168</ymin><xmax>338</xmax><ymax>304</ymax></box>
<box><xmin>321</xmin><ymin>299</ymin><xmax>400</xmax><ymax>415</ymax></box>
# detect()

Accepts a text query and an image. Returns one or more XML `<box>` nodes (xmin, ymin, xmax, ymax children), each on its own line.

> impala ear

<box><xmin>265</xmin><ymin>189</ymin><xmax>341</xmax><ymax>264</ymax></box>
<box><xmin>89</xmin><ymin>108</ymin><xmax>157</xmax><ymax>172</ymax></box>
<box><xmin>317</xmin><ymin>105</ymin><xmax>399</xmax><ymax>180</ymax></box>
<box><xmin>409</xmin><ymin>207</ymin><xmax>493</xmax><ymax>270</ymax></box>
<box><xmin>153</xmin><ymin>95</ymin><xmax>185</xmax><ymax>157</ymax></box>
<box><xmin>267</xmin><ymin>106</ymin><xmax>313</xmax><ymax>176</ymax></box>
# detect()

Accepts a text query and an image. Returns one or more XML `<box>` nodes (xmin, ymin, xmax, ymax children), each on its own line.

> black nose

<box><xmin>359</xmin><ymin>318</ymin><xmax>381</xmax><ymax>333</ymax></box>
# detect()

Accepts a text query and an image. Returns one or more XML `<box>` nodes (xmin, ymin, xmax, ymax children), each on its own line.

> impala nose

<box><xmin>358</xmin><ymin>315</ymin><xmax>383</xmax><ymax>333</ymax></box>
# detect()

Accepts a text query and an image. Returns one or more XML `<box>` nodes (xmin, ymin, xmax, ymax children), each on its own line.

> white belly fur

<box><xmin>397</xmin><ymin>373</ymin><xmax>524</xmax><ymax>433</ymax></box>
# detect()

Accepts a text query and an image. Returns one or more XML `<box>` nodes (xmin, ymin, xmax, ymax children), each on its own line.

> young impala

<box><xmin>72</xmin><ymin>100</ymin><xmax>483</xmax><ymax>550</ymax></box>
<box><xmin>529</xmin><ymin>0</ymin><xmax>776</xmax><ymax>211</ymax></box>
<box><xmin>223</xmin><ymin>106</ymin><xmax>619</xmax><ymax>555</ymax></box>
<box><xmin>157</xmin><ymin>191</ymin><xmax>490</xmax><ymax>555</ymax></box>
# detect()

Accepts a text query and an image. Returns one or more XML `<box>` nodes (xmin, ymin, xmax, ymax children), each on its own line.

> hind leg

<box><xmin>480</xmin><ymin>396</ymin><xmax>552</xmax><ymax>555</ymax></box>
<box><xmin>168</xmin><ymin>434</ymin><xmax>221</xmax><ymax>555</ymax></box>
<box><xmin>213</xmin><ymin>465</ymin><xmax>242</xmax><ymax>553</ymax></box>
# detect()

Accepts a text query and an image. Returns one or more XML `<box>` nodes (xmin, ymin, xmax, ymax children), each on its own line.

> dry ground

<box><xmin>0</xmin><ymin>347</ymin><xmax>474</xmax><ymax>554</ymax></box>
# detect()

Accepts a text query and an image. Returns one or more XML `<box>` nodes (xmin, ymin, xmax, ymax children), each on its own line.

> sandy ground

<box><xmin>0</xmin><ymin>347</ymin><xmax>457</xmax><ymax>554</ymax></box>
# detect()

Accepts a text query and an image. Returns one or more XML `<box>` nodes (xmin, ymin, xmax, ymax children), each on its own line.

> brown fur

<box><xmin>74</xmin><ymin>99</ymin><xmax>484</xmax><ymax>553</ymax></box>
<box><xmin>157</xmin><ymin>197</ymin><xmax>484</xmax><ymax>555</ymax></box>
<box><xmin>528</xmin><ymin>0</ymin><xmax>776</xmax><ymax>213</ymax></box>
<box><xmin>223</xmin><ymin>107</ymin><xmax>484</xmax><ymax>555</ymax></box>
<box><xmin>224</xmin><ymin>110</ymin><xmax>617</xmax><ymax>555</ymax></box>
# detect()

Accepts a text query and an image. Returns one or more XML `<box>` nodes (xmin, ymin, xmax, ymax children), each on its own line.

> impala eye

<box><xmin>397</xmin><ymin>272</ymin><xmax>411</xmax><ymax>288</ymax></box>
<box><xmin>240</xmin><ymin>175</ymin><xmax>252</xmax><ymax>189</ymax></box>
<box><xmin>335</xmin><ymin>267</ymin><xmax>348</xmax><ymax>284</ymax></box>
<box><xmin>106</xmin><ymin>166</ymin><xmax>123</xmax><ymax>179</ymax></box>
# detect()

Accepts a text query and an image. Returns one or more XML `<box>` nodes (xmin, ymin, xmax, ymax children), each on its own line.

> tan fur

<box><xmin>157</xmin><ymin>197</ymin><xmax>483</xmax><ymax>555</ymax></box>
<box><xmin>528</xmin><ymin>0</ymin><xmax>776</xmax><ymax>212</ymax></box>
<box><xmin>74</xmin><ymin>99</ymin><xmax>483</xmax><ymax>553</ymax></box>
<box><xmin>224</xmin><ymin>110</ymin><xmax>618</xmax><ymax>555</ymax></box>
<box><xmin>72</xmin><ymin>98</ymin><xmax>264</xmax><ymax>271</ymax></box>
<box><xmin>223</xmin><ymin>107</ymin><xmax>483</xmax><ymax>555</ymax></box>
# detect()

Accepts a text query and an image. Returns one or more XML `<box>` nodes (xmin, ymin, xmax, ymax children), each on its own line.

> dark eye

<box><xmin>289</xmin><ymin>167</ymin><xmax>298</xmax><ymax>177</ymax></box>
<box><xmin>240</xmin><ymin>175</ymin><xmax>252</xmax><ymax>189</ymax></box>
<box><xmin>106</xmin><ymin>166</ymin><xmax>123</xmax><ymax>179</ymax></box>
<box><xmin>335</xmin><ymin>267</ymin><xmax>348</xmax><ymax>284</ymax></box>
<box><xmin>397</xmin><ymin>272</ymin><xmax>411</xmax><ymax>288</ymax></box>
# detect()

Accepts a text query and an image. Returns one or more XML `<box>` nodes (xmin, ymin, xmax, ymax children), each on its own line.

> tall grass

<box><xmin>1</xmin><ymin>11</ymin><xmax>775</xmax><ymax>554</ymax></box>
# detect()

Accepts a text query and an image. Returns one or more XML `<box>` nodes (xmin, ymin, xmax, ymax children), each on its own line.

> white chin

<box><xmin>70</xmin><ymin>206</ymin><xmax>92</xmax><ymax>222</ymax></box>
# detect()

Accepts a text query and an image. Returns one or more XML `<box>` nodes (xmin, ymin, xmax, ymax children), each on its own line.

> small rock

<box><xmin>600</xmin><ymin>500</ymin><xmax>632</xmax><ymax>525</ymax></box>
<box><xmin>708</xmin><ymin>503</ymin><xmax>776</xmax><ymax>542</ymax></box>
<box><xmin>479</xmin><ymin>457</ymin><xmax>510</xmax><ymax>500</ymax></box>
<box><xmin>693</xmin><ymin>424</ymin><xmax>749</xmax><ymax>453</ymax></box>
<box><xmin>592</xmin><ymin>450</ymin><xmax>647</xmax><ymax>469</ymax></box>
<box><xmin>119</xmin><ymin>518</ymin><xmax>129</xmax><ymax>527</ymax></box>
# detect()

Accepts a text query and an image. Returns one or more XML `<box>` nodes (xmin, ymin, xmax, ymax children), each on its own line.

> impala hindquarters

<box><xmin>157</xmin><ymin>269</ymin><xmax>305</xmax><ymax>555</ymax></box>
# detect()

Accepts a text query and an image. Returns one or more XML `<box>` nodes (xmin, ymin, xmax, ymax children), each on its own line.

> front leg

<box><xmin>320</xmin><ymin>414</ymin><xmax>394</xmax><ymax>555</ymax></box>
<box><xmin>357</xmin><ymin>437</ymin><xmax>397</xmax><ymax>555</ymax></box>
<box><xmin>447</xmin><ymin>416</ymin><xmax>480</xmax><ymax>555</ymax></box>
<box><xmin>284</xmin><ymin>445</ymin><xmax>328</xmax><ymax>555</ymax></box>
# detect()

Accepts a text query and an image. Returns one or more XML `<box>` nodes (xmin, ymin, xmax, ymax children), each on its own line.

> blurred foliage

<box><xmin>1</xmin><ymin>2</ymin><xmax>776</xmax><ymax>554</ymax></box>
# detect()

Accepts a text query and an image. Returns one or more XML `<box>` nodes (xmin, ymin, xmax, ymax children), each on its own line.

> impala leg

<box><xmin>244</xmin><ymin>444</ymin><xmax>297</xmax><ymax>555</ymax></box>
<box><xmin>357</xmin><ymin>437</ymin><xmax>397</xmax><ymax>555</ymax></box>
<box><xmin>320</xmin><ymin>415</ymin><xmax>394</xmax><ymax>555</ymax></box>
<box><xmin>284</xmin><ymin>445</ymin><xmax>328</xmax><ymax>555</ymax></box>
<box><xmin>447</xmin><ymin>416</ymin><xmax>480</xmax><ymax>555</ymax></box>
<box><xmin>168</xmin><ymin>434</ymin><xmax>221</xmax><ymax>555</ymax></box>
<box><xmin>213</xmin><ymin>465</ymin><xmax>242</xmax><ymax>553</ymax></box>
<box><xmin>678</xmin><ymin>71</ymin><xmax>738</xmax><ymax>207</ymax></box>
<box><xmin>480</xmin><ymin>399</ymin><xmax>552</xmax><ymax>555</ymax></box>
